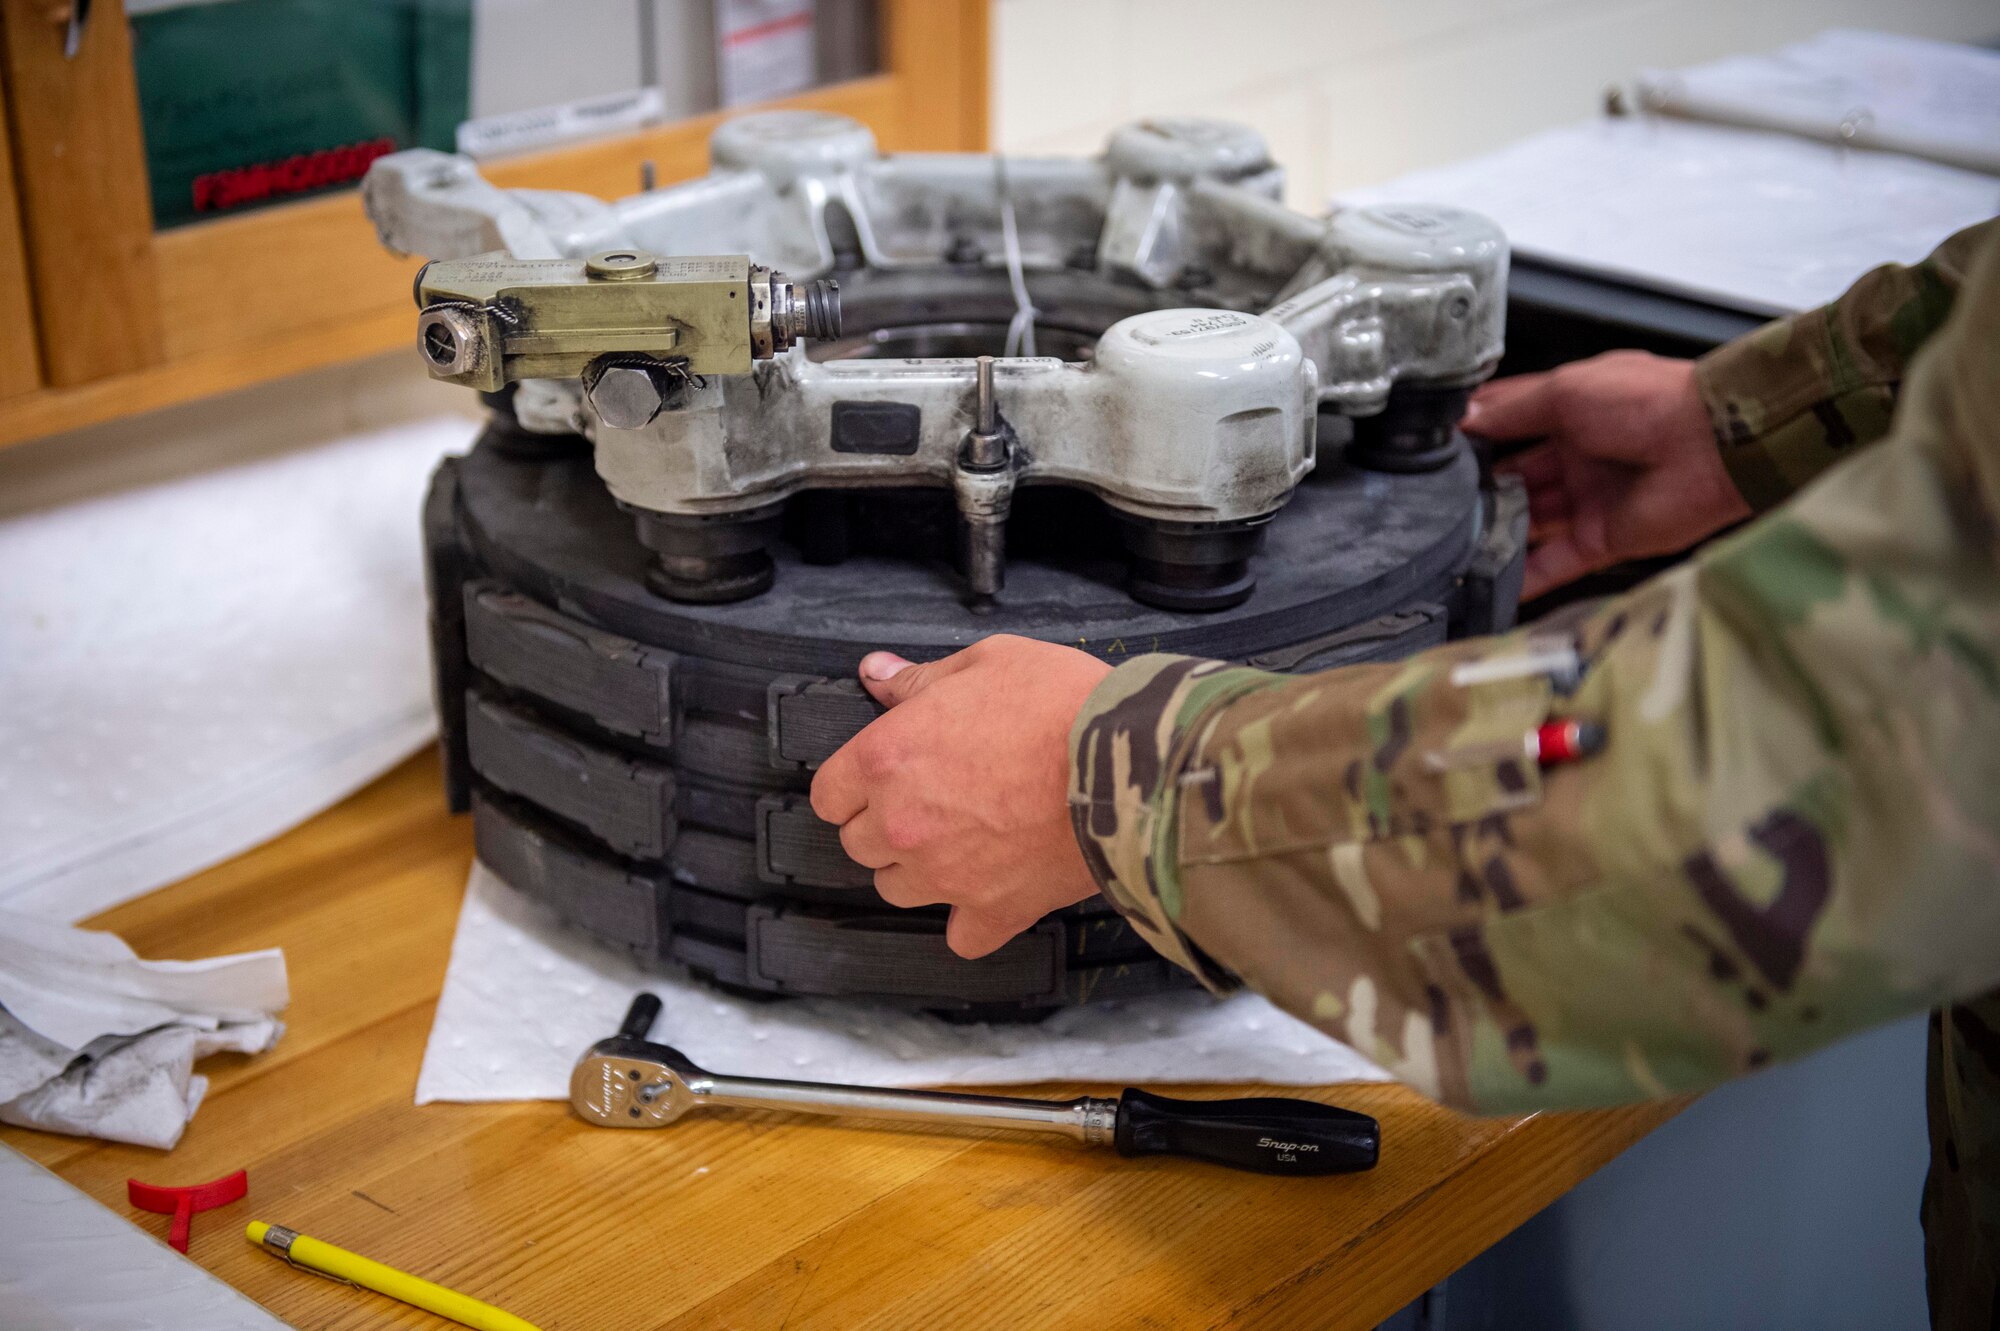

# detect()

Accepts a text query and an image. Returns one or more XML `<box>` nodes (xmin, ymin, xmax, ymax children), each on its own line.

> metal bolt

<box><xmin>415</xmin><ymin>306</ymin><xmax>479</xmax><ymax>376</ymax></box>
<box><xmin>586</xmin><ymin>249</ymin><xmax>659</xmax><ymax>281</ymax></box>
<box><xmin>589</xmin><ymin>364</ymin><xmax>668</xmax><ymax>429</ymax></box>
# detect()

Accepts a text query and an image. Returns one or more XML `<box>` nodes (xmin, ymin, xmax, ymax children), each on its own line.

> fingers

<box><xmin>1494</xmin><ymin>441</ymin><xmax>1575</xmax><ymax>538</ymax></box>
<box><xmin>1463</xmin><ymin>372</ymin><xmax>1559</xmax><ymax>442</ymax></box>
<box><xmin>1493</xmin><ymin>440</ymin><xmax>1563</xmax><ymax>491</ymax></box>
<box><xmin>836</xmin><ymin>809</ymin><xmax>895</xmax><ymax>870</ymax></box>
<box><xmin>858</xmin><ymin>648</ymin><xmax>974</xmax><ymax>708</ymax></box>
<box><xmin>1527</xmin><ymin>489</ymin><xmax>1574</xmax><ymax>531</ymax></box>
<box><xmin>1520</xmin><ymin>534</ymin><xmax>1596</xmax><ymax>601</ymax></box>
<box><xmin>809</xmin><ymin>741</ymin><xmax>870</xmax><ymax>825</ymax></box>
<box><xmin>817</xmin><ymin>646</ymin><xmax>958</xmax><ymax>824</ymax></box>
<box><xmin>1467</xmin><ymin>371</ymin><xmax>1545</xmax><ymax>413</ymax></box>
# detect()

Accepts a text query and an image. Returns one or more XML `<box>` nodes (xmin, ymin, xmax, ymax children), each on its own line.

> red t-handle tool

<box><xmin>127</xmin><ymin>1170</ymin><xmax>248</xmax><ymax>1252</ymax></box>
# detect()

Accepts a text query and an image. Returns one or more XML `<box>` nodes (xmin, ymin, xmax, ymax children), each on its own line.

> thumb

<box><xmin>858</xmin><ymin>650</ymin><xmax>967</xmax><ymax>707</ymax></box>
<box><xmin>945</xmin><ymin>906</ymin><xmax>1018</xmax><ymax>959</ymax></box>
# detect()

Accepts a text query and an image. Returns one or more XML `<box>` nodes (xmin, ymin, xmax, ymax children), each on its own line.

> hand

<box><xmin>1465</xmin><ymin>350</ymin><xmax>1750</xmax><ymax>600</ymax></box>
<box><xmin>810</xmin><ymin>636</ymin><xmax>1112</xmax><ymax>959</ymax></box>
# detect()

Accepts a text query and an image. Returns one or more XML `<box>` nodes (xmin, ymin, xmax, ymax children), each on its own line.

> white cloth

<box><xmin>0</xmin><ymin>416</ymin><xmax>473</xmax><ymax>923</ymax></box>
<box><xmin>0</xmin><ymin>909</ymin><xmax>287</xmax><ymax>1149</ymax></box>
<box><xmin>417</xmin><ymin>865</ymin><xmax>1390</xmax><ymax>1104</ymax></box>
<box><xmin>1635</xmin><ymin>29</ymin><xmax>2000</xmax><ymax>177</ymax></box>
<box><xmin>1338</xmin><ymin>117</ymin><xmax>2000</xmax><ymax>319</ymax></box>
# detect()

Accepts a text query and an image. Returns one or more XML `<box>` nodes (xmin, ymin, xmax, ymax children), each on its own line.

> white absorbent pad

<box><xmin>0</xmin><ymin>1142</ymin><xmax>296</xmax><ymax>1329</ymax></box>
<box><xmin>417</xmin><ymin>865</ymin><xmax>1391</xmax><ymax>1103</ymax></box>
<box><xmin>0</xmin><ymin>416</ymin><xmax>474</xmax><ymax>923</ymax></box>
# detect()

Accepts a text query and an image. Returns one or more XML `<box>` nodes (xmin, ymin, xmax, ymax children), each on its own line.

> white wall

<box><xmin>993</xmin><ymin>0</ymin><xmax>2000</xmax><ymax>208</ymax></box>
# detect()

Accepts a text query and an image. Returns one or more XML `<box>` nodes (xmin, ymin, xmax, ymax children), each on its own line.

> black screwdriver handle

<box><xmin>1113</xmin><ymin>1089</ymin><xmax>1380</xmax><ymax>1176</ymax></box>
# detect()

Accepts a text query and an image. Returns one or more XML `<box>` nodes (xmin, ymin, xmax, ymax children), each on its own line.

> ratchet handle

<box><xmin>1113</xmin><ymin>1089</ymin><xmax>1379</xmax><ymax>1176</ymax></box>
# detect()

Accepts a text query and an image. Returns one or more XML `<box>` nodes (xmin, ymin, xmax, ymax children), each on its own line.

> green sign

<box><xmin>132</xmin><ymin>0</ymin><xmax>471</xmax><ymax>229</ymax></box>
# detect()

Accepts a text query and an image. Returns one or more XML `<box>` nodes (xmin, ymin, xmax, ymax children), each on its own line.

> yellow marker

<box><xmin>246</xmin><ymin>1220</ymin><xmax>542</xmax><ymax>1331</ymax></box>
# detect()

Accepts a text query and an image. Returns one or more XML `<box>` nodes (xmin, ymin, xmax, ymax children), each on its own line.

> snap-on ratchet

<box><xmin>569</xmin><ymin>995</ymin><xmax>1380</xmax><ymax>1176</ymax></box>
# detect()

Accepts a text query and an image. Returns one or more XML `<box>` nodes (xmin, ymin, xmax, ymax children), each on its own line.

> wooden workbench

<box><xmin>3</xmin><ymin>754</ymin><xmax>1674</xmax><ymax>1330</ymax></box>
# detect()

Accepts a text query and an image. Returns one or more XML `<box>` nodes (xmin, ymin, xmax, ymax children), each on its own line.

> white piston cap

<box><xmin>1091</xmin><ymin>309</ymin><xmax>1316</xmax><ymax>512</ymax></box>
<box><xmin>709</xmin><ymin>110</ymin><xmax>878</xmax><ymax>184</ymax></box>
<box><xmin>1105</xmin><ymin>118</ymin><xmax>1271</xmax><ymax>181</ymax></box>
<box><xmin>1330</xmin><ymin>203</ymin><xmax>1506</xmax><ymax>280</ymax></box>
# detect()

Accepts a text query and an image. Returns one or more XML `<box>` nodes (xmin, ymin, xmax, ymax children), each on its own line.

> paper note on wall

<box><xmin>717</xmin><ymin>0</ymin><xmax>815</xmax><ymax>107</ymax></box>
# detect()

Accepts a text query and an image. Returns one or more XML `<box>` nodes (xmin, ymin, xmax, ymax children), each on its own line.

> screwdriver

<box><xmin>570</xmin><ymin>994</ymin><xmax>1380</xmax><ymax>1177</ymax></box>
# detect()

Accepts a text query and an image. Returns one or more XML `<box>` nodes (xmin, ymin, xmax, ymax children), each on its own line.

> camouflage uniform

<box><xmin>1067</xmin><ymin>217</ymin><xmax>2000</xmax><ymax>1326</ymax></box>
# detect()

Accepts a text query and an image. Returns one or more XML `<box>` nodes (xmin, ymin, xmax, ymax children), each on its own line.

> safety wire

<box><xmin>996</xmin><ymin>156</ymin><xmax>1038</xmax><ymax>358</ymax></box>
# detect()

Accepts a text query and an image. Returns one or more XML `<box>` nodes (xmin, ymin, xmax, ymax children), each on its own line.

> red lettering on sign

<box><xmin>190</xmin><ymin>137</ymin><xmax>397</xmax><ymax>214</ymax></box>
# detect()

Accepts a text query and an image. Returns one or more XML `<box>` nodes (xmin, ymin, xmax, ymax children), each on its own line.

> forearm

<box><xmin>1074</xmin><ymin>225</ymin><xmax>2000</xmax><ymax>1115</ymax></box>
<box><xmin>1697</xmin><ymin>216</ymin><xmax>1995</xmax><ymax>511</ymax></box>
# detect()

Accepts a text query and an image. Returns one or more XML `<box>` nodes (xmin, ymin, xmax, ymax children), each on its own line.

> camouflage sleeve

<box><xmin>1697</xmin><ymin>216</ymin><xmax>1997</xmax><ymax>512</ymax></box>
<box><xmin>1071</xmin><ymin>223</ymin><xmax>2000</xmax><ymax>1116</ymax></box>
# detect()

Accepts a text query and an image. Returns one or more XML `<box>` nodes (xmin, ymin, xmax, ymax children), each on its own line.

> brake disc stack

<box><xmin>370</xmin><ymin>112</ymin><xmax>1526</xmax><ymax>1019</ymax></box>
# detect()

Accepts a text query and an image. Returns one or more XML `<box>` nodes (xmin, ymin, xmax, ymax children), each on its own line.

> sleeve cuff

<box><xmin>1695</xmin><ymin>330</ymin><xmax>1824</xmax><ymax>514</ymax></box>
<box><xmin>1066</xmin><ymin>654</ymin><xmax>1256</xmax><ymax>991</ymax></box>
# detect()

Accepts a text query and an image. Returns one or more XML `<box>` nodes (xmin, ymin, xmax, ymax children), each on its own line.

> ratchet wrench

<box><xmin>570</xmin><ymin>994</ymin><xmax>1379</xmax><ymax>1176</ymax></box>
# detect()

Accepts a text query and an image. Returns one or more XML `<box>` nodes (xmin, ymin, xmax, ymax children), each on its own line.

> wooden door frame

<box><xmin>0</xmin><ymin>62</ymin><xmax>40</xmax><ymax>402</ymax></box>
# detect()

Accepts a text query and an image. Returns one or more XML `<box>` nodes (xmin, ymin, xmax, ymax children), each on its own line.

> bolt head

<box><xmin>589</xmin><ymin>364</ymin><xmax>666</xmax><ymax>429</ymax></box>
<box><xmin>585</xmin><ymin>249</ymin><xmax>659</xmax><ymax>281</ymax></box>
<box><xmin>415</xmin><ymin>307</ymin><xmax>479</xmax><ymax>376</ymax></box>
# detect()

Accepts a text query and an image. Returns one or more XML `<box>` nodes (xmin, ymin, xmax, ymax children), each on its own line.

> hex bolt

<box><xmin>589</xmin><ymin>363</ymin><xmax>670</xmax><ymax>430</ymax></box>
<box><xmin>415</xmin><ymin>306</ymin><xmax>480</xmax><ymax>377</ymax></box>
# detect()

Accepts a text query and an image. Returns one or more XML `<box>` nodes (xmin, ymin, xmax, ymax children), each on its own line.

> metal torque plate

<box><xmin>370</xmin><ymin>112</ymin><xmax>1509</xmax><ymax>610</ymax></box>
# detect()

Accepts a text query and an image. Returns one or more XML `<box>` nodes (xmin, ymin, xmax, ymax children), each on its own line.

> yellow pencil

<box><xmin>246</xmin><ymin>1220</ymin><xmax>542</xmax><ymax>1331</ymax></box>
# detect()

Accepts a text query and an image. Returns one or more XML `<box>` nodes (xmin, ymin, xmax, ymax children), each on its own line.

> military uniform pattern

<box><xmin>1069</xmin><ymin>217</ymin><xmax>2000</xmax><ymax>1324</ymax></box>
<box><xmin>1699</xmin><ymin>221</ymin><xmax>1992</xmax><ymax>511</ymax></box>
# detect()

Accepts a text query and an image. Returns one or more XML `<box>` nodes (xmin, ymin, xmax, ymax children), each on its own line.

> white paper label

<box><xmin>457</xmin><ymin>87</ymin><xmax>666</xmax><ymax>160</ymax></box>
<box><xmin>716</xmin><ymin>0</ymin><xmax>816</xmax><ymax>108</ymax></box>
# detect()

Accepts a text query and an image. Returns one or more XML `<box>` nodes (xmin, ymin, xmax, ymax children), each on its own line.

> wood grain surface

<box><xmin>0</xmin><ymin>0</ymin><xmax>164</xmax><ymax>386</ymax></box>
<box><xmin>2</xmin><ymin>753</ymin><xmax>1674</xmax><ymax>1330</ymax></box>
<box><xmin>0</xmin><ymin>69</ymin><xmax>41</xmax><ymax>401</ymax></box>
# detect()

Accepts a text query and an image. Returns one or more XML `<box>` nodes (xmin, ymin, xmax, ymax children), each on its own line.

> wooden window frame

<box><xmin>0</xmin><ymin>0</ymin><xmax>987</xmax><ymax>448</ymax></box>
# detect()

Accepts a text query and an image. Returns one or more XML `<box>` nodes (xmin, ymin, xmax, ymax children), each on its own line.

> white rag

<box><xmin>0</xmin><ymin>908</ymin><xmax>287</xmax><ymax>1149</ymax></box>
